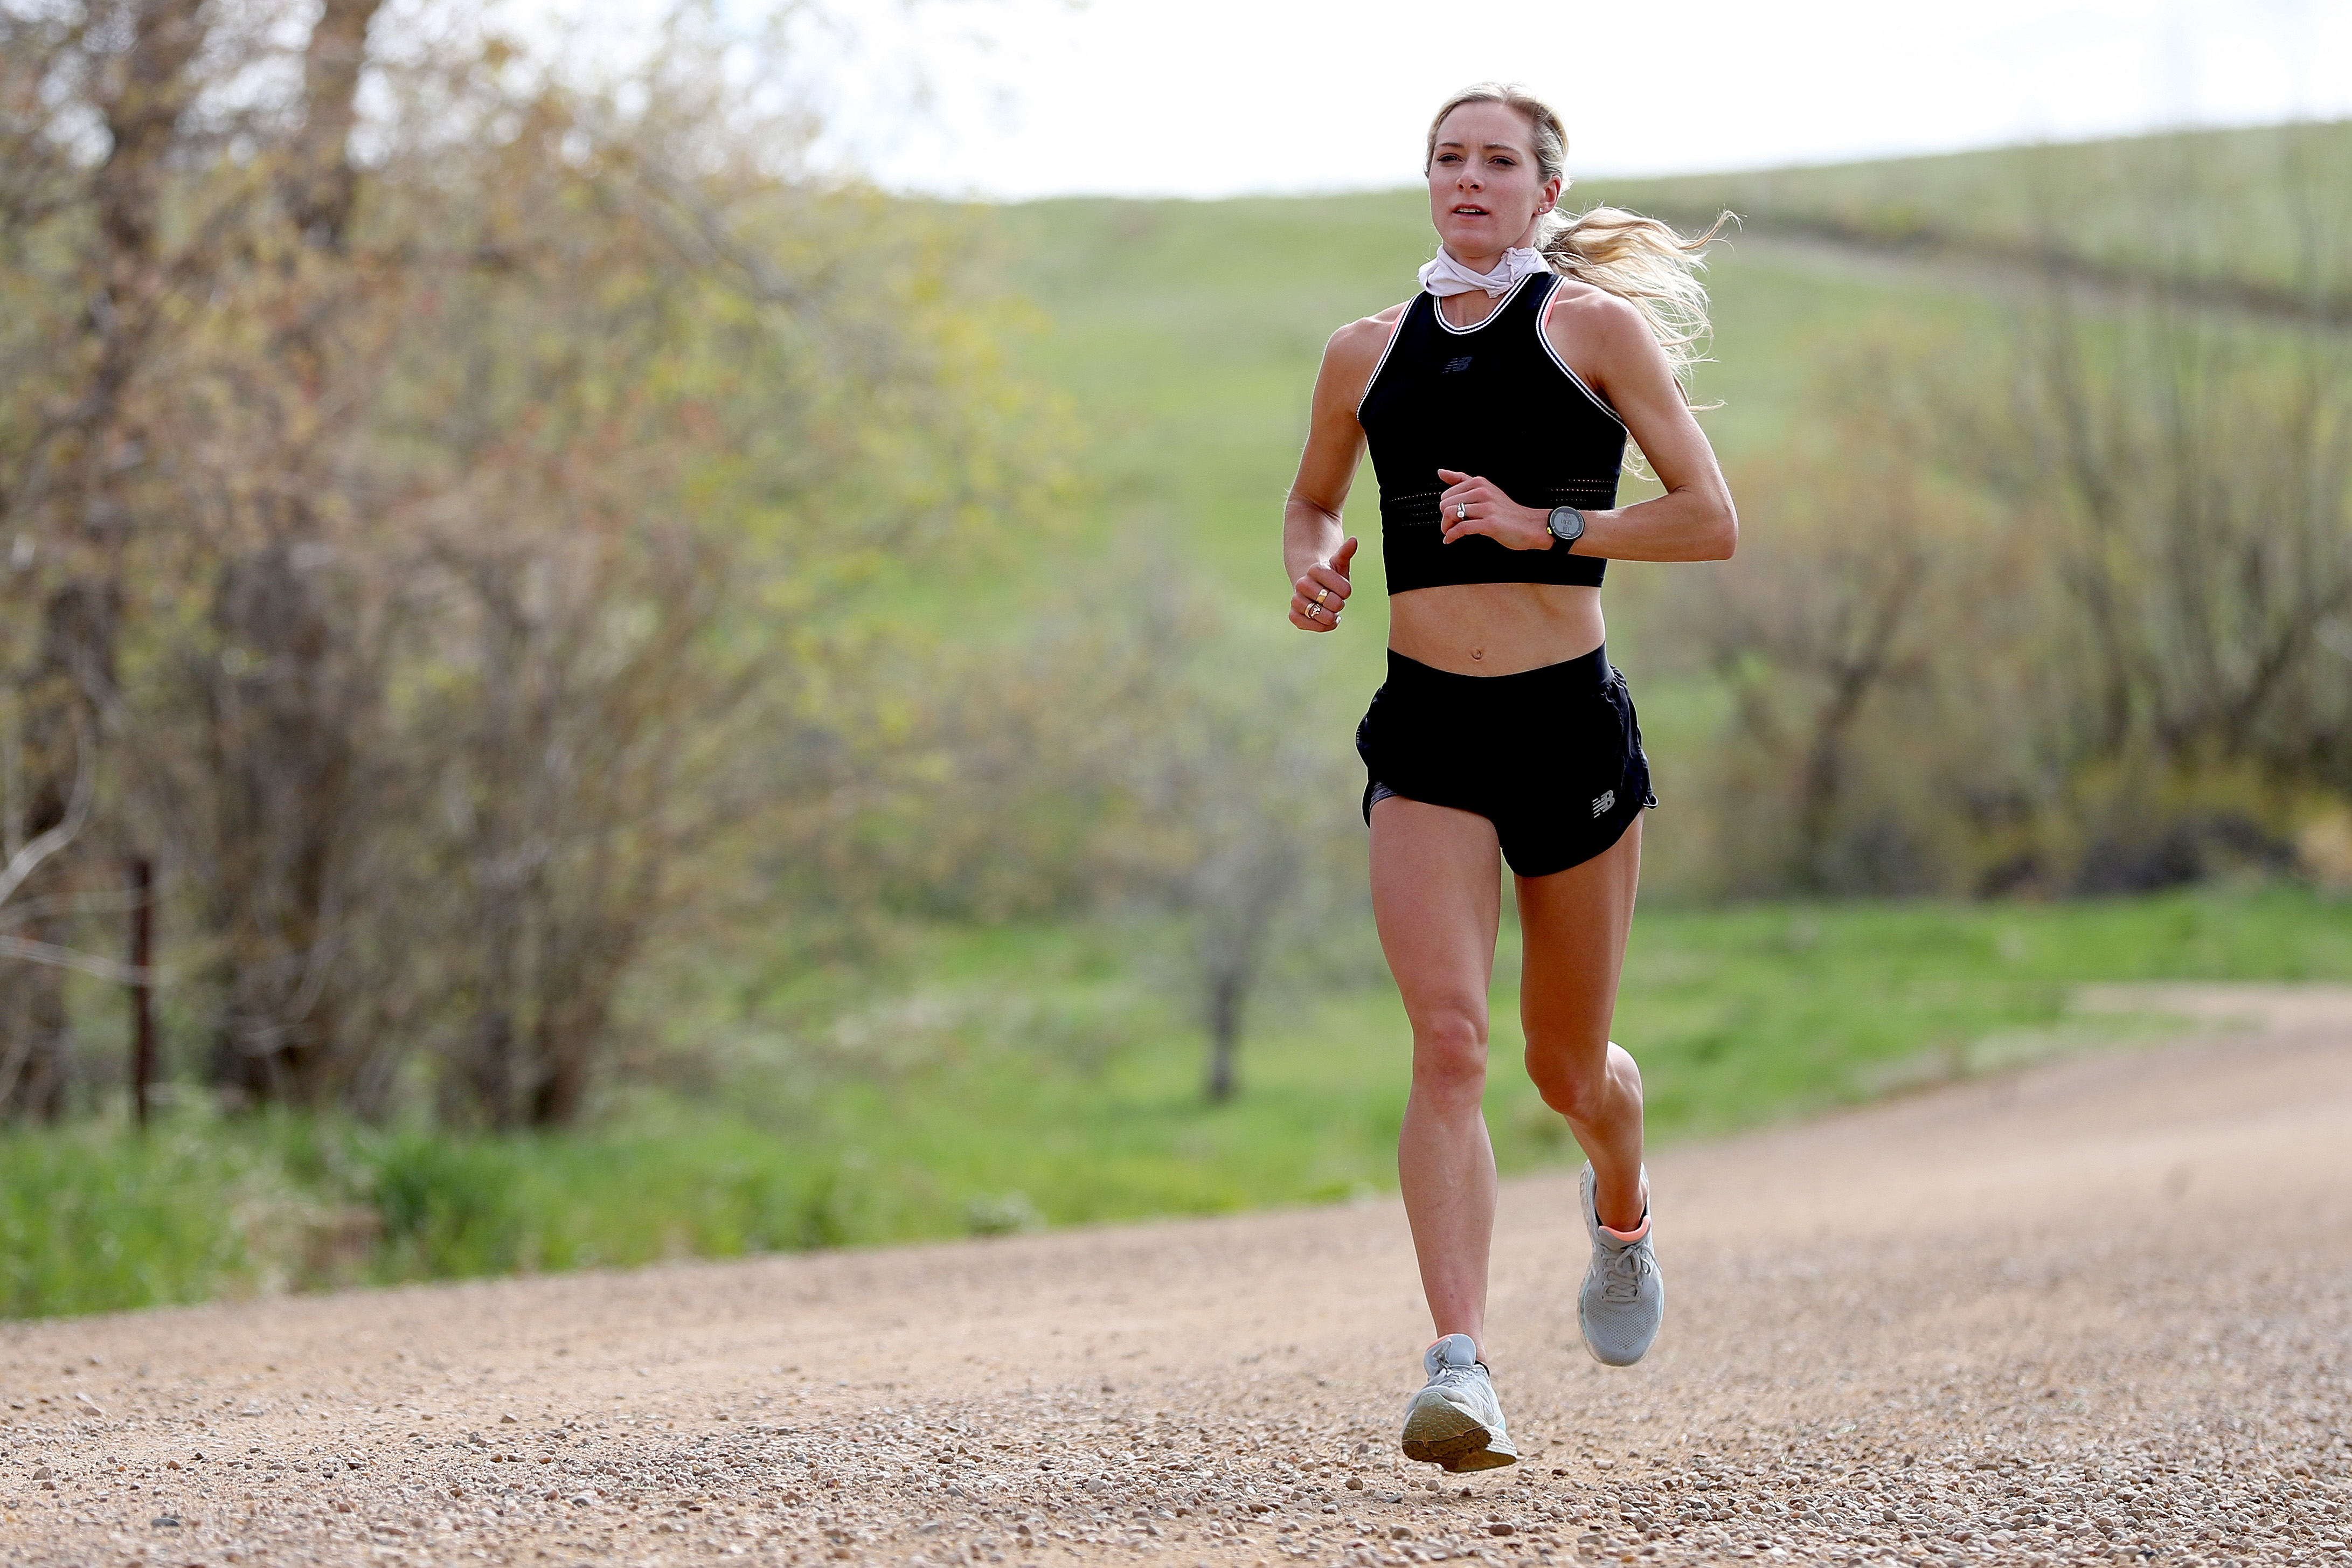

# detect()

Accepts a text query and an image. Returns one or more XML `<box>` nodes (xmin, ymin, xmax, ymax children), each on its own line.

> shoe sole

<box><xmin>1400</xmin><ymin>1391</ymin><xmax>1517</xmax><ymax>1472</ymax></box>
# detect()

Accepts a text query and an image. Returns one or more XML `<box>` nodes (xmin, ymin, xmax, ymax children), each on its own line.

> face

<box><xmin>1426</xmin><ymin>101</ymin><xmax>1562</xmax><ymax>262</ymax></box>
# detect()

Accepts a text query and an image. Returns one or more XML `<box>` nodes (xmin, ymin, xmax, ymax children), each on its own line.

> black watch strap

<box><xmin>1548</xmin><ymin>504</ymin><xmax>1586</xmax><ymax>549</ymax></box>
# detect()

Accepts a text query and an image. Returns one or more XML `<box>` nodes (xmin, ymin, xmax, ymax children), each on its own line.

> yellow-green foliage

<box><xmin>0</xmin><ymin>6</ymin><xmax>1064</xmax><ymax>1125</ymax></box>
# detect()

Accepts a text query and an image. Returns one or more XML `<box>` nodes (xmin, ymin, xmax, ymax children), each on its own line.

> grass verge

<box><xmin>7</xmin><ymin>883</ymin><xmax>2348</xmax><ymax>1319</ymax></box>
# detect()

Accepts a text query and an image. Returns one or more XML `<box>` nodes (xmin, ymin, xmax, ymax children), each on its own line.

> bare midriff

<box><xmin>1389</xmin><ymin>581</ymin><xmax>1605</xmax><ymax>676</ymax></box>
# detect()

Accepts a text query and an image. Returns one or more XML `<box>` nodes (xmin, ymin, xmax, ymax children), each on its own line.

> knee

<box><xmin>1526</xmin><ymin>1036</ymin><xmax>1622</xmax><ymax>1125</ymax></box>
<box><xmin>1410</xmin><ymin>1010</ymin><xmax>1488</xmax><ymax>1108</ymax></box>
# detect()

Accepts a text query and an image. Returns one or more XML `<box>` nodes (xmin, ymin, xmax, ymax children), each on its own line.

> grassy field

<box><xmin>12</xmin><ymin>883</ymin><xmax>2351</xmax><ymax>1317</ymax></box>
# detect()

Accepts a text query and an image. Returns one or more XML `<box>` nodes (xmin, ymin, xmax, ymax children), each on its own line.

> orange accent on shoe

<box><xmin>1598</xmin><ymin>1181</ymin><xmax>1653</xmax><ymax>1243</ymax></box>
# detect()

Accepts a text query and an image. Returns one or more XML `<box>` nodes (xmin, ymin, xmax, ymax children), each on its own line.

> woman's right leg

<box><xmin>1371</xmin><ymin>794</ymin><xmax>1504</xmax><ymax>1348</ymax></box>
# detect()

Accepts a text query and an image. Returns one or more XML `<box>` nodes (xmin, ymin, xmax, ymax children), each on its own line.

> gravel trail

<box><xmin>3</xmin><ymin>988</ymin><xmax>2348</xmax><ymax>1567</ymax></box>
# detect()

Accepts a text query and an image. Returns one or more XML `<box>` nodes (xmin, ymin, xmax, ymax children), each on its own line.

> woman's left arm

<box><xmin>1437</xmin><ymin>293</ymin><xmax>1737</xmax><ymax>562</ymax></box>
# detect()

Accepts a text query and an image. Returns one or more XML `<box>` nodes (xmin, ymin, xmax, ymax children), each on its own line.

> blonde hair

<box><xmin>1425</xmin><ymin>82</ymin><xmax>1732</xmax><ymax>395</ymax></box>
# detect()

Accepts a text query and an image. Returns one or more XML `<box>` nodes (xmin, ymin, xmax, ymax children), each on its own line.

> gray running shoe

<box><xmin>1578</xmin><ymin>1162</ymin><xmax>1664</xmax><ymax>1366</ymax></box>
<box><xmin>1399</xmin><ymin>1333</ymin><xmax>1517</xmax><ymax>1472</ymax></box>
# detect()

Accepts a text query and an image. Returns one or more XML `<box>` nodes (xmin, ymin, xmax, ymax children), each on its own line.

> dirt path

<box><xmin>4</xmin><ymin>990</ymin><xmax>2348</xmax><ymax>1568</ymax></box>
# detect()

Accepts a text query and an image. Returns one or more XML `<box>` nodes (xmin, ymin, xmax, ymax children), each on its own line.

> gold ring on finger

<box><xmin>1314</xmin><ymin>587</ymin><xmax>1329</xmax><ymax>606</ymax></box>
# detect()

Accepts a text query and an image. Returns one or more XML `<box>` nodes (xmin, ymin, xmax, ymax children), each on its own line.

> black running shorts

<box><xmin>1356</xmin><ymin>644</ymin><xmax>1655</xmax><ymax>879</ymax></box>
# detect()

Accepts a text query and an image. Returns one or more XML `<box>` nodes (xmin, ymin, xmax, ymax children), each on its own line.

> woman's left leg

<box><xmin>1517</xmin><ymin>816</ymin><xmax>1646</xmax><ymax>1230</ymax></box>
<box><xmin>1516</xmin><ymin>816</ymin><xmax>1665</xmax><ymax>1364</ymax></box>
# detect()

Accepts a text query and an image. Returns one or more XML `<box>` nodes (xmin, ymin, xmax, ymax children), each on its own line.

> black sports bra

<box><xmin>1357</xmin><ymin>272</ymin><xmax>1625</xmax><ymax>594</ymax></box>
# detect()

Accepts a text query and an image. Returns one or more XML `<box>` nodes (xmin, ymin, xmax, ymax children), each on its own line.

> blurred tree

<box><xmin>1969</xmin><ymin>136</ymin><xmax>2352</xmax><ymax>887</ymax></box>
<box><xmin>0</xmin><ymin>0</ymin><xmax>215</xmax><ymax>1116</ymax></box>
<box><xmin>1649</xmin><ymin>129</ymin><xmax>2352</xmax><ymax>898</ymax></box>
<box><xmin>882</xmin><ymin>575</ymin><xmax>1359</xmax><ymax>1102</ymax></box>
<box><xmin>0</xmin><ymin>1</ymin><xmax>1058</xmax><ymax>1123</ymax></box>
<box><xmin>1120</xmin><ymin>625</ymin><xmax>1352</xmax><ymax>1104</ymax></box>
<box><xmin>1658</xmin><ymin>341</ymin><xmax>2009</xmax><ymax>894</ymax></box>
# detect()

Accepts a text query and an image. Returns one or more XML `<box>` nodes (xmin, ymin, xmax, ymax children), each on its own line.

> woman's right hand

<box><xmin>1289</xmin><ymin>537</ymin><xmax>1358</xmax><ymax>632</ymax></box>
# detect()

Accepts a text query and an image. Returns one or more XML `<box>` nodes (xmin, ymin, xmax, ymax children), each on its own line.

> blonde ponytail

<box><xmin>1426</xmin><ymin>82</ymin><xmax>1733</xmax><ymax>397</ymax></box>
<box><xmin>1540</xmin><ymin>205</ymin><xmax>1732</xmax><ymax>393</ymax></box>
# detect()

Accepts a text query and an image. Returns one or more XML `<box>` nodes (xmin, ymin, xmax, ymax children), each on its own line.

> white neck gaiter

<box><xmin>1418</xmin><ymin>245</ymin><xmax>1550</xmax><ymax>299</ymax></box>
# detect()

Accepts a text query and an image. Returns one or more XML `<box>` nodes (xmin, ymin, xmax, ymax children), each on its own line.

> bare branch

<box><xmin>0</xmin><ymin>933</ymin><xmax>153</xmax><ymax>987</ymax></box>
<box><xmin>0</xmin><ymin>707</ymin><xmax>93</xmax><ymax>913</ymax></box>
<box><xmin>0</xmin><ymin>884</ymin><xmax>151</xmax><ymax>931</ymax></box>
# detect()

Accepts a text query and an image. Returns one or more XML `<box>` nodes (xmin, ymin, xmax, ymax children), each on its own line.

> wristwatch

<box><xmin>1546</xmin><ymin>504</ymin><xmax>1586</xmax><ymax>550</ymax></box>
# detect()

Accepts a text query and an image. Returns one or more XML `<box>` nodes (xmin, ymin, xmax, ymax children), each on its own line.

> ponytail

<box><xmin>1539</xmin><ymin>205</ymin><xmax>1733</xmax><ymax>396</ymax></box>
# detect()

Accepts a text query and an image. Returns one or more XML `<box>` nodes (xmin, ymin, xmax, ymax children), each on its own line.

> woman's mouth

<box><xmin>1452</xmin><ymin>205</ymin><xmax>1490</xmax><ymax>217</ymax></box>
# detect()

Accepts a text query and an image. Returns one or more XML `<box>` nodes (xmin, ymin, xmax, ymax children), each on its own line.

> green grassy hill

<box><xmin>1599</xmin><ymin>120</ymin><xmax>2352</xmax><ymax>312</ymax></box>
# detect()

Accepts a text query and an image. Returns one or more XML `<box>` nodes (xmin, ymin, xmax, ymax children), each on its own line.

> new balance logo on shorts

<box><xmin>1441</xmin><ymin>356</ymin><xmax>1474</xmax><ymax>373</ymax></box>
<box><xmin>1591</xmin><ymin>790</ymin><xmax>1615</xmax><ymax>817</ymax></box>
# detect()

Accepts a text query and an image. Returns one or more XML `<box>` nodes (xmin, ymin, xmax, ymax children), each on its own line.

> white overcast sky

<box><xmin>507</xmin><ymin>0</ymin><xmax>2352</xmax><ymax>197</ymax></box>
<box><xmin>785</xmin><ymin>0</ymin><xmax>2352</xmax><ymax>197</ymax></box>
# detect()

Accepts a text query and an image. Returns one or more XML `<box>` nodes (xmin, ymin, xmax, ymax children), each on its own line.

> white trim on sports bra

<box><xmin>1431</xmin><ymin>273</ymin><xmax>1536</xmax><ymax>336</ymax></box>
<box><xmin>1354</xmin><ymin>301</ymin><xmax>1416</xmax><ymax>421</ymax></box>
<box><xmin>1537</xmin><ymin>276</ymin><xmax>1629</xmax><ymax>431</ymax></box>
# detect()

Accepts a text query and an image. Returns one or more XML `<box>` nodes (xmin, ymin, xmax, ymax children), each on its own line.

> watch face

<box><xmin>1551</xmin><ymin>506</ymin><xmax>1582</xmax><ymax>542</ymax></box>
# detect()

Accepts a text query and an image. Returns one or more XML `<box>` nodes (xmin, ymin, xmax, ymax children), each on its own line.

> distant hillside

<box><xmin>1585</xmin><ymin>120</ymin><xmax>2352</xmax><ymax>320</ymax></box>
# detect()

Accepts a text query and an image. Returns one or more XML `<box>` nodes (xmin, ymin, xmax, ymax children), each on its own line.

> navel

<box><xmin>1469</xmin><ymin>648</ymin><xmax>1484</xmax><ymax>662</ymax></box>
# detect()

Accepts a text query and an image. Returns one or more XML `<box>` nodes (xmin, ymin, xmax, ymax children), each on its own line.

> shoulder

<box><xmin>1310</xmin><ymin>301</ymin><xmax>1414</xmax><ymax>415</ymax></box>
<box><xmin>1540</xmin><ymin>276</ymin><xmax>1654</xmax><ymax>359</ymax></box>
<box><xmin>1324</xmin><ymin>301</ymin><xmax>1413</xmax><ymax>374</ymax></box>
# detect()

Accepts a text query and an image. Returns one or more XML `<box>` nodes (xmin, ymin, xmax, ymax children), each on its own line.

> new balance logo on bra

<box><xmin>1592</xmin><ymin>790</ymin><xmax>1615</xmax><ymax>818</ymax></box>
<box><xmin>1441</xmin><ymin>356</ymin><xmax>1473</xmax><ymax>373</ymax></box>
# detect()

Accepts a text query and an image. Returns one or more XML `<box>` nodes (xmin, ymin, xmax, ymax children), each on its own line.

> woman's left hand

<box><xmin>1437</xmin><ymin>469</ymin><xmax>1553</xmax><ymax>551</ymax></box>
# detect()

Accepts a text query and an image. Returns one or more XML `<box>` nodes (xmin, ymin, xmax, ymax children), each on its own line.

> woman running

<box><xmin>1284</xmin><ymin>83</ymin><xmax>1736</xmax><ymax>1472</ymax></box>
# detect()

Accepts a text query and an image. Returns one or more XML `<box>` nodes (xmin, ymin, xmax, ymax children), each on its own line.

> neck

<box><xmin>1442</xmin><ymin>242</ymin><xmax>1510</xmax><ymax>274</ymax></box>
<box><xmin>1441</xmin><ymin>227</ymin><xmax>1543</xmax><ymax>271</ymax></box>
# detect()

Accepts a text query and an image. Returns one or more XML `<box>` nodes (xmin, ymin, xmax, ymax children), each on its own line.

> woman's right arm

<box><xmin>1283</xmin><ymin>309</ymin><xmax>1400</xmax><ymax>633</ymax></box>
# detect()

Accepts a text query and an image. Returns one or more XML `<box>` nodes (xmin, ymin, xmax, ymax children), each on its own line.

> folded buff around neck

<box><xmin>1418</xmin><ymin>245</ymin><xmax>1551</xmax><ymax>299</ymax></box>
